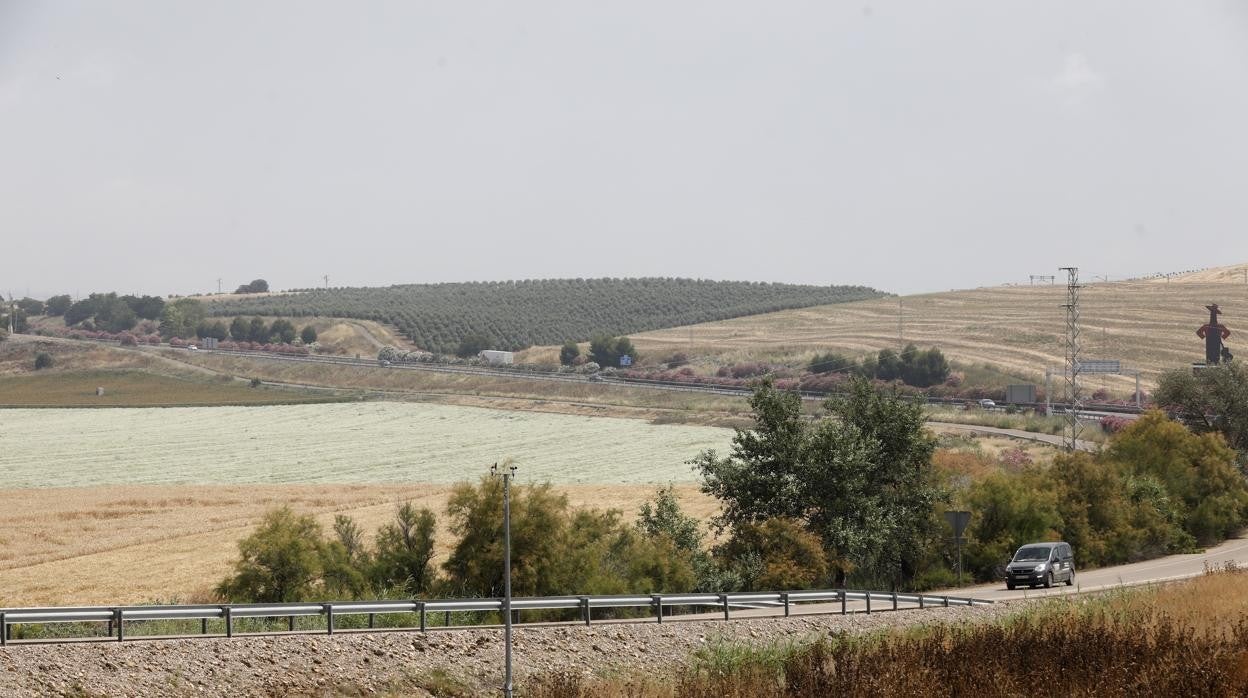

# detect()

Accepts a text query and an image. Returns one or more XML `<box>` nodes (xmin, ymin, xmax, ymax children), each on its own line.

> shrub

<box><xmin>559</xmin><ymin>341</ymin><xmax>580</xmax><ymax>366</ymax></box>
<box><xmin>34</xmin><ymin>352</ymin><xmax>53</xmax><ymax>370</ymax></box>
<box><xmin>216</xmin><ymin>508</ymin><xmax>325</xmax><ymax>602</ymax></box>
<box><xmin>300</xmin><ymin>325</ymin><xmax>318</xmax><ymax>344</ymax></box>
<box><xmin>118</xmin><ymin>332</ymin><xmax>138</xmax><ymax>347</ymax></box>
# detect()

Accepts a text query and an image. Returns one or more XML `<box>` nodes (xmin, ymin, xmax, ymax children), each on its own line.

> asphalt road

<box><xmin>957</xmin><ymin>534</ymin><xmax>1248</xmax><ymax>602</ymax></box>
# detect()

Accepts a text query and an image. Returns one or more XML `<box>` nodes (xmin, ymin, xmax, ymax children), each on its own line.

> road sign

<box><xmin>943</xmin><ymin>511</ymin><xmax>971</xmax><ymax>537</ymax></box>
<box><xmin>1076</xmin><ymin>359</ymin><xmax>1121</xmax><ymax>374</ymax></box>
<box><xmin>943</xmin><ymin>510</ymin><xmax>971</xmax><ymax>586</ymax></box>
<box><xmin>619</xmin><ymin>355</ymin><xmax>632</xmax><ymax>367</ymax></box>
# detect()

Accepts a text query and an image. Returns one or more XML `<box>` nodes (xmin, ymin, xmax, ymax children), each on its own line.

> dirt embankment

<box><xmin>0</xmin><ymin>604</ymin><xmax>1011</xmax><ymax>697</ymax></box>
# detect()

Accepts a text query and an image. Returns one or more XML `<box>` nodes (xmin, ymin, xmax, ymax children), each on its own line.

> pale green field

<box><xmin>0</xmin><ymin>402</ymin><xmax>732</xmax><ymax>487</ymax></box>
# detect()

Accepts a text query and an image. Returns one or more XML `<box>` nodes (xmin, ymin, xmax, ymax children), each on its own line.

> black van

<box><xmin>1005</xmin><ymin>542</ymin><xmax>1075</xmax><ymax>590</ymax></box>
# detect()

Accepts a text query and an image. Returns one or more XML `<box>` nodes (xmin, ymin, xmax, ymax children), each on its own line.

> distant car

<box><xmin>186</xmin><ymin>345</ymin><xmax>198</xmax><ymax>351</ymax></box>
<box><xmin>378</xmin><ymin>359</ymin><xmax>392</xmax><ymax>367</ymax></box>
<box><xmin>1005</xmin><ymin>542</ymin><xmax>1075</xmax><ymax>590</ymax></box>
<box><xmin>588</xmin><ymin>373</ymin><xmax>604</xmax><ymax>382</ymax></box>
<box><xmin>978</xmin><ymin>399</ymin><xmax>996</xmax><ymax>408</ymax></box>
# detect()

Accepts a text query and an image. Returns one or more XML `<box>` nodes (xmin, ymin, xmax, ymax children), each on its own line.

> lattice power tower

<box><xmin>1059</xmin><ymin>267</ymin><xmax>1082</xmax><ymax>451</ymax></box>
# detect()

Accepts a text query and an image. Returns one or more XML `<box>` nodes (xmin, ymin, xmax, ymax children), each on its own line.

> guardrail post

<box><xmin>719</xmin><ymin>594</ymin><xmax>729</xmax><ymax>621</ymax></box>
<box><xmin>782</xmin><ymin>592</ymin><xmax>790</xmax><ymax>617</ymax></box>
<box><xmin>892</xmin><ymin>592</ymin><xmax>898</xmax><ymax>612</ymax></box>
<box><xmin>943</xmin><ymin>596</ymin><xmax>949</xmax><ymax>607</ymax></box>
<box><xmin>325</xmin><ymin>604</ymin><xmax>334</xmax><ymax>635</ymax></box>
<box><xmin>288</xmin><ymin>615</ymin><xmax>295</xmax><ymax>632</ymax></box>
<box><xmin>224</xmin><ymin>606</ymin><xmax>233</xmax><ymax>638</ymax></box>
<box><xmin>201</xmin><ymin>618</ymin><xmax>208</xmax><ymax>635</ymax></box>
<box><xmin>865</xmin><ymin>592</ymin><xmax>872</xmax><ymax>615</ymax></box>
<box><xmin>418</xmin><ymin>603</ymin><xmax>427</xmax><ymax>632</ymax></box>
<box><xmin>580</xmin><ymin>597</ymin><xmax>590</xmax><ymax>626</ymax></box>
<box><xmin>368</xmin><ymin>613</ymin><xmax>375</xmax><ymax>630</ymax></box>
<box><xmin>652</xmin><ymin>594</ymin><xmax>663</xmax><ymax>624</ymax></box>
<box><xmin>919</xmin><ymin>595</ymin><xmax>925</xmax><ymax>609</ymax></box>
<box><xmin>840</xmin><ymin>589</ymin><xmax>847</xmax><ymax>615</ymax></box>
<box><xmin>444</xmin><ymin>611</ymin><xmax>451</xmax><ymax>627</ymax></box>
<box><xmin>1</xmin><ymin>612</ymin><xmax>6</xmax><ymax>646</ymax></box>
<box><xmin>115</xmin><ymin>609</ymin><xmax>124</xmax><ymax>642</ymax></box>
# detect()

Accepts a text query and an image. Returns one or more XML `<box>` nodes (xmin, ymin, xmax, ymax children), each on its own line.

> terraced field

<box><xmin>0</xmin><ymin>402</ymin><xmax>731</xmax><ymax>488</ymax></box>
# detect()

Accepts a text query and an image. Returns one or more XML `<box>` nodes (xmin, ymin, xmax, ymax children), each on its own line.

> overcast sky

<box><xmin>3</xmin><ymin>1</ymin><xmax>1247</xmax><ymax>298</ymax></box>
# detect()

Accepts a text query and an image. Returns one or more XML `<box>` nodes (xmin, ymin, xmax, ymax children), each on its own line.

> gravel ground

<box><xmin>0</xmin><ymin>605</ymin><xmax>1016</xmax><ymax>697</ymax></box>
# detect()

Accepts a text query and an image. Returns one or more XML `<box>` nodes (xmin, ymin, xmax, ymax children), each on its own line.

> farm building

<box><xmin>479</xmin><ymin>350</ymin><xmax>514</xmax><ymax>366</ymax></box>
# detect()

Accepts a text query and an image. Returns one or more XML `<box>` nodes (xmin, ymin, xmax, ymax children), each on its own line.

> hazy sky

<box><xmin>3</xmin><ymin>1</ymin><xmax>1247</xmax><ymax>298</ymax></box>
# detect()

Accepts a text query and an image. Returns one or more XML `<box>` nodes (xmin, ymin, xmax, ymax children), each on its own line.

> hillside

<box><xmin>631</xmin><ymin>266</ymin><xmax>1248</xmax><ymax>393</ymax></box>
<box><xmin>203</xmin><ymin>278</ymin><xmax>885</xmax><ymax>354</ymax></box>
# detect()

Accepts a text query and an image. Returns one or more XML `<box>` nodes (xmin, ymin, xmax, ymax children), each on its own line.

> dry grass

<box><xmin>627</xmin><ymin>270</ymin><xmax>1248</xmax><ymax>393</ymax></box>
<box><xmin>526</xmin><ymin>568</ymin><xmax>1248</xmax><ymax>697</ymax></box>
<box><xmin>173</xmin><ymin>350</ymin><xmax>755</xmax><ymax>422</ymax></box>
<box><xmin>0</xmin><ymin>483</ymin><xmax>719</xmax><ymax>606</ymax></box>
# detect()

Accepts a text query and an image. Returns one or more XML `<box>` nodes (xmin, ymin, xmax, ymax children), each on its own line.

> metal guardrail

<box><xmin>0</xmin><ymin>589</ymin><xmax>992</xmax><ymax>645</ymax></box>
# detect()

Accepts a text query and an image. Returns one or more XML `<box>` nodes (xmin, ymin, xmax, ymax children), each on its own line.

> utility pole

<box><xmin>898</xmin><ymin>297</ymin><xmax>903</xmax><ymax>350</ymax></box>
<box><xmin>217</xmin><ymin>278</ymin><xmax>222</xmax><ymax>294</ymax></box>
<box><xmin>1059</xmin><ymin>267</ymin><xmax>1082</xmax><ymax>451</ymax></box>
<box><xmin>323</xmin><ymin>275</ymin><xmax>329</xmax><ymax>289</ymax></box>
<box><xmin>492</xmin><ymin>461</ymin><xmax>517</xmax><ymax>698</ymax></box>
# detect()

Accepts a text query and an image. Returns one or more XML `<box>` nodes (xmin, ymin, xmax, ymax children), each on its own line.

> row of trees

<box><xmin>962</xmin><ymin>411</ymin><xmax>1248</xmax><ymax>579</ymax></box>
<box><xmin>809</xmin><ymin>344</ymin><xmax>951</xmax><ymax>388</ymax></box>
<box><xmin>205</xmin><ymin>278</ymin><xmax>885</xmax><ymax>354</ymax></box>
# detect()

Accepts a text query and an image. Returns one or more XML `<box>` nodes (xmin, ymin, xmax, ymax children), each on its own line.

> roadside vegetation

<box><xmin>525</xmin><ymin>565</ymin><xmax>1248</xmax><ymax>697</ymax></box>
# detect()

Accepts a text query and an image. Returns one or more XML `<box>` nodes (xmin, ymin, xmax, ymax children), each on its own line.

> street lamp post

<box><xmin>492</xmin><ymin>462</ymin><xmax>516</xmax><ymax>698</ymax></box>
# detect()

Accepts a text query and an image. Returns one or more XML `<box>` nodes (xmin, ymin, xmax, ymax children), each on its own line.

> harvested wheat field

<box><xmin>634</xmin><ymin>265</ymin><xmax>1248</xmax><ymax>392</ymax></box>
<box><xmin>0</xmin><ymin>483</ymin><xmax>717</xmax><ymax>606</ymax></box>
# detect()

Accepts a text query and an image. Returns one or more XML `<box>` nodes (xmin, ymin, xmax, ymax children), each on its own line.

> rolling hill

<box><xmin>630</xmin><ymin>265</ymin><xmax>1248</xmax><ymax>393</ymax></box>
<box><xmin>203</xmin><ymin>278</ymin><xmax>885</xmax><ymax>354</ymax></box>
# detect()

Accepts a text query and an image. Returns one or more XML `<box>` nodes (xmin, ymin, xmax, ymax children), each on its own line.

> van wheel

<box><xmin>1066</xmin><ymin>571</ymin><xmax>1075</xmax><ymax>586</ymax></box>
<box><xmin>1006</xmin><ymin>582</ymin><xmax>1015</xmax><ymax>590</ymax></box>
<box><xmin>1043</xmin><ymin>572</ymin><xmax>1053</xmax><ymax>589</ymax></box>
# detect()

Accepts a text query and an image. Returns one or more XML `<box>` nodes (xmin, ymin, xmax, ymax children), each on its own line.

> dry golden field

<box><xmin>0</xmin><ymin>484</ymin><xmax>717</xmax><ymax>606</ymax></box>
<box><xmin>632</xmin><ymin>267</ymin><xmax>1248</xmax><ymax>393</ymax></box>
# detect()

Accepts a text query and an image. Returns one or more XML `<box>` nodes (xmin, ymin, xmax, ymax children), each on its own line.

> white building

<box><xmin>478</xmin><ymin>350</ymin><xmax>514</xmax><ymax>366</ymax></box>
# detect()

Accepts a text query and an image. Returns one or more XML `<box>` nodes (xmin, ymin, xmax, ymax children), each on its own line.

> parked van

<box><xmin>1005</xmin><ymin>542</ymin><xmax>1075</xmax><ymax>589</ymax></box>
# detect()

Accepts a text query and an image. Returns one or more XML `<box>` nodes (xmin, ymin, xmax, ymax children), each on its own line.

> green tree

<box><xmin>962</xmin><ymin>470</ymin><xmax>1062</xmax><ymax>581</ymax></box>
<box><xmin>34</xmin><ymin>352</ymin><xmax>53</xmax><ymax>369</ymax></box>
<box><xmin>45</xmin><ymin>295</ymin><xmax>72</xmax><ymax>316</ymax></box>
<box><xmin>247</xmin><ymin>317</ymin><xmax>270</xmax><ymax>343</ymax></box>
<box><xmin>876</xmin><ymin>348</ymin><xmax>902</xmax><ymax>381</ymax></box>
<box><xmin>559</xmin><ymin>341</ymin><xmax>580</xmax><ymax>366</ymax></box>
<box><xmin>16</xmin><ymin>298</ymin><xmax>44</xmax><ymax>315</ymax></box>
<box><xmin>1155</xmin><ymin>363</ymin><xmax>1248</xmax><ymax>457</ymax></box>
<box><xmin>64</xmin><ymin>297</ymin><xmax>99</xmax><ymax>326</ymax></box>
<box><xmin>235</xmin><ymin>279</ymin><xmax>269</xmax><ymax>294</ymax></box>
<box><xmin>158</xmin><ymin>304</ymin><xmax>187</xmax><ymax>339</ymax></box>
<box><xmin>456</xmin><ymin>333</ymin><xmax>491</xmax><ymax>358</ymax></box>
<box><xmin>442</xmin><ymin>477</ymin><xmax>568</xmax><ymax>597</ymax></box>
<box><xmin>809</xmin><ymin>352</ymin><xmax>857</xmax><ymax>375</ymax></box>
<box><xmin>270</xmin><ymin>319</ymin><xmax>297</xmax><ymax>344</ymax></box>
<box><xmin>716</xmin><ymin>518</ymin><xmax>829</xmax><ymax>591</ymax></box>
<box><xmin>371</xmin><ymin>502</ymin><xmax>438</xmax><ymax>595</ymax></box>
<box><xmin>195</xmin><ymin>321</ymin><xmax>229</xmax><ymax>341</ymax></box>
<box><xmin>1103</xmin><ymin>411</ymin><xmax>1248</xmax><ymax>544</ymax></box>
<box><xmin>229</xmin><ymin>317</ymin><xmax>250</xmax><ymax>341</ymax></box>
<box><xmin>95</xmin><ymin>296</ymin><xmax>138</xmax><ymax>333</ymax></box>
<box><xmin>694</xmin><ymin>378</ymin><xmax>945</xmax><ymax>588</ymax></box>
<box><xmin>121</xmin><ymin>295</ymin><xmax>165</xmax><ymax>320</ymax></box>
<box><xmin>300</xmin><ymin>325</ymin><xmax>318</xmax><ymax>344</ymax></box>
<box><xmin>216</xmin><ymin>507</ymin><xmax>325</xmax><ymax>602</ymax></box>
